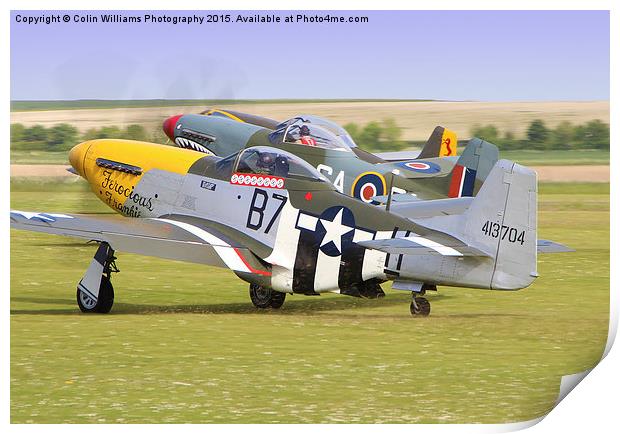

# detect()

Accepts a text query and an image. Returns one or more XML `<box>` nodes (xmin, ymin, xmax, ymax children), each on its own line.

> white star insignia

<box><xmin>319</xmin><ymin>208</ymin><xmax>354</xmax><ymax>253</ymax></box>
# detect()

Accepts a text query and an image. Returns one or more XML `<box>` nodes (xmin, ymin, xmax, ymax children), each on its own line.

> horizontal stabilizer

<box><xmin>357</xmin><ymin>236</ymin><xmax>491</xmax><ymax>257</ymax></box>
<box><xmin>374</xmin><ymin>126</ymin><xmax>457</xmax><ymax>161</ymax></box>
<box><xmin>537</xmin><ymin>239</ymin><xmax>575</xmax><ymax>253</ymax></box>
<box><xmin>390</xmin><ymin>196</ymin><xmax>474</xmax><ymax>219</ymax></box>
<box><xmin>370</xmin><ymin>193</ymin><xmax>420</xmax><ymax>204</ymax></box>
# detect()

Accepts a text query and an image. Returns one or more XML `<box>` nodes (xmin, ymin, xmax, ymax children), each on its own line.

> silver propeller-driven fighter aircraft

<box><xmin>10</xmin><ymin>138</ymin><xmax>572</xmax><ymax>316</ymax></box>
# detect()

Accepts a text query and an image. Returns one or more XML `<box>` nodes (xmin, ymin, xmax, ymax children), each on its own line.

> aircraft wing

<box><xmin>10</xmin><ymin>210</ymin><xmax>268</xmax><ymax>274</ymax></box>
<box><xmin>373</xmin><ymin>150</ymin><xmax>422</xmax><ymax>161</ymax></box>
<box><xmin>375</xmin><ymin>157</ymin><xmax>457</xmax><ymax>181</ymax></box>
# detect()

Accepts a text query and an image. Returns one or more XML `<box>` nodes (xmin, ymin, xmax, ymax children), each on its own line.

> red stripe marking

<box><xmin>448</xmin><ymin>165</ymin><xmax>465</xmax><ymax>198</ymax></box>
<box><xmin>234</xmin><ymin>248</ymin><xmax>271</xmax><ymax>276</ymax></box>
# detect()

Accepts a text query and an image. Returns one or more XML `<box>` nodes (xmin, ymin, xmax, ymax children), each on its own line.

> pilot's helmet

<box><xmin>257</xmin><ymin>152</ymin><xmax>276</xmax><ymax>168</ymax></box>
<box><xmin>300</xmin><ymin>125</ymin><xmax>311</xmax><ymax>136</ymax></box>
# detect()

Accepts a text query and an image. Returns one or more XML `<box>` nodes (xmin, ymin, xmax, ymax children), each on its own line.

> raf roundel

<box><xmin>351</xmin><ymin>172</ymin><xmax>386</xmax><ymax>205</ymax></box>
<box><xmin>398</xmin><ymin>160</ymin><xmax>441</xmax><ymax>174</ymax></box>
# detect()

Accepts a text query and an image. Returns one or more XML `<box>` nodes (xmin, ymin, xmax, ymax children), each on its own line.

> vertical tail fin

<box><xmin>418</xmin><ymin>126</ymin><xmax>458</xmax><ymax>159</ymax></box>
<box><xmin>415</xmin><ymin>160</ymin><xmax>538</xmax><ymax>290</ymax></box>
<box><xmin>445</xmin><ymin>138</ymin><xmax>500</xmax><ymax>198</ymax></box>
<box><xmin>461</xmin><ymin>160</ymin><xmax>538</xmax><ymax>289</ymax></box>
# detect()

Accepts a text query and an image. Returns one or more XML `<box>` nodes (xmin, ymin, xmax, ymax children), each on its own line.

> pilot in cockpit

<box><xmin>296</xmin><ymin>125</ymin><xmax>317</xmax><ymax>146</ymax></box>
<box><xmin>256</xmin><ymin>151</ymin><xmax>290</xmax><ymax>177</ymax></box>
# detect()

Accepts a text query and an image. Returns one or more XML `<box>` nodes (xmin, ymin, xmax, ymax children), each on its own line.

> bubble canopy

<box><xmin>294</xmin><ymin>114</ymin><xmax>358</xmax><ymax>148</ymax></box>
<box><xmin>221</xmin><ymin>146</ymin><xmax>328</xmax><ymax>182</ymax></box>
<box><xmin>268</xmin><ymin>117</ymin><xmax>355</xmax><ymax>152</ymax></box>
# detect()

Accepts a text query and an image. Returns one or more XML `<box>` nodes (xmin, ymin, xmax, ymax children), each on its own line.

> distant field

<box><xmin>10</xmin><ymin>181</ymin><xmax>609</xmax><ymax>423</ymax></box>
<box><xmin>10</xmin><ymin>100</ymin><xmax>609</xmax><ymax>141</ymax></box>
<box><xmin>11</xmin><ymin>99</ymin><xmax>434</xmax><ymax>112</ymax></box>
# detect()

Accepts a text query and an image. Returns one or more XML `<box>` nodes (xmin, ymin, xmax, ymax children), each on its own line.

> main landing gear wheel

<box><xmin>410</xmin><ymin>296</ymin><xmax>431</xmax><ymax>317</ymax></box>
<box><xmin>77</xmin><ymin>276</ymin><xmax>115</xmax><ymax>313</ymax></box>
<box><xmin>249</xmin><ymin>284</ymin><xmax>286</xmax><ymax>309</ymax></box>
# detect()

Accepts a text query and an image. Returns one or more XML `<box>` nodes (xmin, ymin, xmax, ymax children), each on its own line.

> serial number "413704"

<box><xmin>481</xmin><ymin>221</ymin><xmax>525</xmax><ymax>245</ymax></box>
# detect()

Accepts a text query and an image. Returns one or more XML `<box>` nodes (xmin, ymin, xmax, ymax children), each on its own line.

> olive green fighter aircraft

<box><xmin>163</xmin><ymin>113</ymin><xmax>500</xmax><ymax>204</ymax></box>
<box><xmin>10</xmin><ymin>139</ymin><xmax>571</xmax><ymax>316</ymax></box>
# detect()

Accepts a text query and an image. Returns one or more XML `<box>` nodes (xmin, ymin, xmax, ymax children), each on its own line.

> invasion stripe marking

<box><xmin>405</xmin><ymin>236</ymin><xmax>463</xmax><ymax>256</ymax></box>
<box><xmin>156</xmin><ymin>218</ymin><xmax>252</xmax><ymax>273</ymax></box>
<box><xmin>384</xmin><ymin>227</ymin><xmax>399</xmax><ymax>268</ymax></box>
<box><xmin>396</xmin><ymin>230</ymin><xmax>410</xmax><ymax>270</ymax></box>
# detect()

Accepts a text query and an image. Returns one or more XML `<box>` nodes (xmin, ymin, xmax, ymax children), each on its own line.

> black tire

<box><xmin>269</xmin><ymin>291</ymin><xmax>286</xmax><ymax>309</ymax></box>
<box><xmin>96</xmin><ymin>278</ymin><xmax>115</xmax><ymax>313</ymax></box>
<box><xmin>249</xmin><ymin>284</ymin><xmax>285</xmax><ymax>309</ymax></box>
<box><xmin>77</xmin><ymin>277</ymin><xmax>114</xmax><ymax>313</ymax></box>
<box><xmin>410</xmin><ymin>297</ymin><xmax>431</xmax><ymax>317</ymax></box>
<box><xmin>249</xmin><ymin>283</ymin><xmax>272</xmax><ymax>308</ymax></box>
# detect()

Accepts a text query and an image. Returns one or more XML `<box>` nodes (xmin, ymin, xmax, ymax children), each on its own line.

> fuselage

<box><xmin>166</xmin><ymin>114</ymin><xmax>487</xmax><ymax>203</ymax></box>
<box><xmin>68</xmin><ymin>139</ymin><xmax>526</xmax><ymax>295</ymax></box>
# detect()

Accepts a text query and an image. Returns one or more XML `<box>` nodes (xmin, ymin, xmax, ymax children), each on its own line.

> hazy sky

<box><xmin>10</xmin><ymin>10</ymin><xmax>609</xmax><ymax>101</ymax></box>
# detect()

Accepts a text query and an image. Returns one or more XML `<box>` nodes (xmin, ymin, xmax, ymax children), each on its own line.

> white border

<box><xmin>3</xmin><ymin>1</ymin><xmax>616</xmax><ymax>433</ymax></box>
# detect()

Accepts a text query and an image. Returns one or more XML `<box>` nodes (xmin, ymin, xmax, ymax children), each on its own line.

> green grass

<box><xmin>10</xmin><ymin>182</ymin><xmax>609</xmax><ymax>423</ymax></box>
<box><xmin>11</xmin><ymin>99</ymin><xmax>435</xmax><ymax>112</ymax></box>
<box><xmin>10</xmin><ymin>177</ymin><xmax>91</xmax><ymax>192</ymax></box>
<box><xmin>496</xmin><ymin>149</ymin><xmax>609</xmax><ymax>166</ymax></box>
<box><xmin>10</xmin><ymin>150</ymin><xmax>71</xmax><ymax>165</ymax></box>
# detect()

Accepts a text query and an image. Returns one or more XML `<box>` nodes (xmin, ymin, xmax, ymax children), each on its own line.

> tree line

<box><xmin>343</xmin><ymin>119</ymin><xmax>407</xmax><ymax>151</ymax></box>
<box><xmin>470</xmin><ymin>119</ymin><xmax>609</xmax><ymax>151</ymax></box>
<box><xmin>11</xmin><ymin>118</ymin><xmax>609</xmax><ymax>153</ymax></box>
<box><xmin>10</xmin><ymin>123</ymin><xmax>166</xmax><ymax>152</ymax></box>
<box><xmin>343</xmin><ymin>118</ymin><xmax>609</xmax><ymax>152</ymax></box>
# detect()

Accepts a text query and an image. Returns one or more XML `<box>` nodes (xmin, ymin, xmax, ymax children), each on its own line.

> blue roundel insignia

<box><xmin>351</xmin><ymin>172</ymin><xmax>386</xmax><ymax>205</ymax></box>
<box><xmin>398</xmin><ymin>160</ymin><xmax>441</xmax><ymax>174</ymax></box>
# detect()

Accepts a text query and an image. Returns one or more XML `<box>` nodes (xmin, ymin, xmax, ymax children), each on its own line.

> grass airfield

<box><xmin>10</xmin><ymin>182</ymin><xmax>609</xmax><ymax>423</ymax></box>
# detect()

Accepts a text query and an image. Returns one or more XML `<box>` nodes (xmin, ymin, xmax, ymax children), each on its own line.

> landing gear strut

<box><xmin>76</xmin><ymin>242</ymin><xmax>118</xmax><ymax>313</ymax></box>
<box><xmin>410</xmin><ymin>289</ymin><xmax>431</xmax><ymax>317</ymax></box>
<box><xmin>249</xmin><ymin>283</ymin><xmax>286</xmax><ymax>309</ymax></box>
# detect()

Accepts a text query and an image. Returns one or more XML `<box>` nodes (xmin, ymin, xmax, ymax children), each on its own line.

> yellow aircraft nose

<box><xmin>69</xmin><ymin>141</ymin><xmax>91</xmax><ymax>179</ymax></box>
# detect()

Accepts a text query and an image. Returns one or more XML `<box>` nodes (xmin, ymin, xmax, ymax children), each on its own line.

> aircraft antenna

<box><xmin>385</xmin><ymin>169</ymin><xmax>400</xmax><ymax>212</ymax></box>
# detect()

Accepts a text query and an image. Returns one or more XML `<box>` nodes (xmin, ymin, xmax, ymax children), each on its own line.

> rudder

<box><xmin>418</xmin><ymin>126</ymin><xmax>458</xmax><ymax>159</ymax></box>
<box><xmin>462</xmin><ymin>159</ymin><xmax>538</xmax><ymax>289</ymax></box>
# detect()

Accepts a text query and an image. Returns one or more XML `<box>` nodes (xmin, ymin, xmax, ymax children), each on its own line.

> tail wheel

<box><xmin>410</xmin><ymin>297</ymin><xmax>430</xmax><ymax>317</ymax></box>
<box><xmin>249</xmin><ymin>284</ymin><xmax>286</xmax><ymax>309</ymax></box>
<box><xmin>77</xmin><ymin>277</ymin><xmax>114</xmax><ymax>313</ymax></box>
